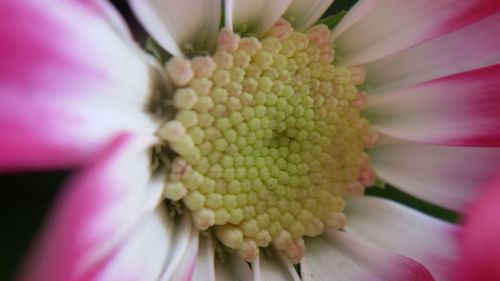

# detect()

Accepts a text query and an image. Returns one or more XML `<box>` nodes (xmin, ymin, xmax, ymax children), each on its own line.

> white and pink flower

<box><xmin>1</xmin><ymin>0</ymin><xmax>500</xmax><ymax>280</ymax></box>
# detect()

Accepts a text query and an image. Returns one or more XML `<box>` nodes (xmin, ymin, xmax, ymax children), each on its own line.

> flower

<box><xmin>2</xmin><ymin>0</ymin><xmax>499</xmax><ymax>280</ymax></box>
<box><xmin>456</xmin><ymin>173</ymin><xmax>500</xmax><ymax>281</ymax></box>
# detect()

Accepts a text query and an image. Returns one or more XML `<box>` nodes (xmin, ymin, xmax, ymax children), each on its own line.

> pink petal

<box><xmin>19</xmin><ymin>134</ymin><xmax>167</xmax><ymax>281</ymax></box>
<box><xmin>335</xmin><ymin>0</ymin><xmax>500</xmax><ymax>65</ymax></box>
<box><xmin>457</xmin><ymin>173</ymin><xmax>500</xmax><ymax>281</ymax></box>
<box><xmin>370</xmin><ymin>140</ymin><xmax>500</xmax><ymax>212</ymax></box>
<box><xmin>367</xmin><ymin>64</ymin><xmax>500</xmax><ymax>146</ymax></box>
<box><xmin>362</xmin><ymin>12</ymin><xmax>500</xmax><ymax>93</ymax></box>
<box><xmin>345</xmin><ymin>196</ymin><xmax>460</xmax><ymax>281</ymax></box>
<box><xmin>0</xmin><ymin>0</ymin><xmax>157</xmax><ymax>172</ymax></box>
<box><xmin>302</xmin><ymin>230</ymin><xmax>434</xmax><ymax>281</ymax></box>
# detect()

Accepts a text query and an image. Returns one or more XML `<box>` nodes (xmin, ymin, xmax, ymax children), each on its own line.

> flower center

<box><xmin>156</xmin><ymin>19</ymin><xmax>376</xmax><ymax>262</ymax></box>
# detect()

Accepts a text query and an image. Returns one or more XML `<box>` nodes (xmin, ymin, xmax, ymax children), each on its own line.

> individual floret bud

<box><xmin>268</xmin><ymin>18</ymin><xmax>294</xmax><ymax>41</ymax></box>
<box><xmin>183</xmin><ymin>191</ymin><xmax>206</xmax><ymax>210</ymax></box>
<box><xmin>307</xmin><ymin>24</ymin><xmax>331</xmax><ymax>47</ymax></box>
<box><xmin>156</xmin><ymin>120</ymin><xmax>186</xmax><ymax>142</ymax></box>
<box><xmin>169</xmin><ymin>134</ymin><xmax>195</xmax><ymax>156</ymax></box>
<box><xmin>173</xmin><ymin>88</ymin><xmax>198</xmax><ymax>109</ymax></box>
<box><xmin>349</xmin><ymin>66</ymin><xmax>366</xmax><ymax>85</ymax></box>
<box><xmin>215</xmin><ymin>224</ymin><xmax>244</xmax><ymax>249</ymax></box>
<box><xmin>325</xmin><ymin>212</ymin><xmax>346</xmax><ymax>228</ymax></box>
<box><xmin>212</xmin><ymin>51</ymin><xmax>233</xmax><ymax>69</ymax></box>
<box><xmin>165</xmin><ymin>56</ymin><xmax>194</xmax><ymax>86</ymax></box>
<box><xmin>255</xmin><ymin>230</ymin><xmax>272</xmax><ymax>247</ymax></box>
<box><xmin>283</xmin><ymin>238</ymin><xmax>305</xmax><ymax>264</ymax></box>
<box><xmin>191</xmin><ymin>56</ymin><xmax>217</xmax><ymax>78</ymax></box>
<box><xmin>164</xmin><ymin>181</ymin><xmax>188</xmax><ymax>201</ymax></box>
<box><xmin>305</xmin><ymin>218</ymin><xmax>324</xmax><ymax>237</ymax></box>
<box><xmin>238</xmin><ymin>239</ymin><xmax>259</xmax><ymax>262</ymax></box>
<box><xmin>192</xmin><ymin>208</ymin><xmax>215</xmax><ymax>230</ymax></box>
<box><xmin>238</xmin><ymin>37</ymin><xmax>262</xmax><ymax>56</ymax></box>
<box><xmin>169</xmin><ymin>157</ymin><xmax>192</xmax><ymax>181</ymax></box>
<box><xmin>217</xmin><ymin>28</ymin><xmax>240</xmax><ymax>52</ymax></box>
<box><xmin>359</xmin><ymin>167</ymin><xmax>376</xmax><ymax>187</ymax></box>
<box><xmin>319</xmin><ymin>44</ymin><xmax>334</xmax><ymax>64</ymax></box>
<box><xmin>272</xmin><ymin>230</ymin><xmax>293</xmax><ymax>250</ymax></box>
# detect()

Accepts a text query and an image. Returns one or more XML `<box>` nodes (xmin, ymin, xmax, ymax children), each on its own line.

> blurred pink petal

<box><xmin>0</xmin><ymin>0</ymin><xmax>157</xmax><ymax>172</ymax></box>
<box><xmin>457</xmin><ymin>173</ymin><xmax>500</xmax><ymax>281</ymax></box>
<box><xmin>20</xmin><ymin>134</ymin><xmax>171</xmax><ymax>281</ymax></box>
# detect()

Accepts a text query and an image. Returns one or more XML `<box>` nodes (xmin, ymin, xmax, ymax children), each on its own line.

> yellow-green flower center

<box><xmin>157</xmin><ymin>19</ymin><xmax>375</xmax><ymax>262</ymax></box>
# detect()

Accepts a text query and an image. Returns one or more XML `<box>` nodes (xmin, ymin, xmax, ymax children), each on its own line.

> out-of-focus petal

<box><xmin>363</xmin><ymin>13</ymin><xmax>500</xmax><ymax>92</ymax></box>
<box><xmin>335</xmin><ymin>0</ymin><xmax>500</xmax><ymax>65</ymax></box>
<box><xmin>129</xmin><ymin>0</ymin><xmax>221</xmax><ymax>55</ymax></box>
<box><xmin>345</xmin><ymin>197</ymin><xmax>460</xmax><ymax>281</ymax></box>
<box><xmin>370</xmin><ymin>140</ymin><xmax>500</xmax><ymax>212</ymax></box>
<box><xmin>0</xmin><ymin>0</ymin><xmax>158</xmax><ymax>172</ymax></box>
<box><xmin>367</xmin><ymin>64</ymin><xmax>500</xmax><ymax>146</ymax></box>
<box><xmin>457</xmin><ymin>173</ymin><xmax>500</xmax><ymax>281</ymax></box>
<box><xmin>225</xmin><ymin>0</ymin><xmax>292</xmax><ymax>35</ymax></box>
<box><xmin>20</xmin><ymin>134</ymin><xmax>166</xmax><ymax>281</ymax></box>
<box><xmin>302</xmin><ymin>230</ymin><xmax>434</xmax><ymax>281</ymax></box>
<box><xmin>284</xmin><ymin>0</ymin><xmax>334</xmax><ymax>31</ymax></box>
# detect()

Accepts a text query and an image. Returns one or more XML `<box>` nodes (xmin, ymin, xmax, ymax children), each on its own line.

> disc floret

<box><xmin>157</xmin><ymin>19</ymin><xmax>375</xmax><ymax>262</ymax></box>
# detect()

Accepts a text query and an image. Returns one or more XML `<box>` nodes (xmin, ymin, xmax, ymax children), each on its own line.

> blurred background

<box><xmin>0</xmin><ymin>0</ymin><xmax>457</xmax><ymax>280</ymax></box>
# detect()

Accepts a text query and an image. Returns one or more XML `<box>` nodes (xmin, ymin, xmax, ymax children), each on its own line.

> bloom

<box><xmin>2</xmin><ymin>0</ymin><xmax>500</xmax><ymax>280</ymax></box>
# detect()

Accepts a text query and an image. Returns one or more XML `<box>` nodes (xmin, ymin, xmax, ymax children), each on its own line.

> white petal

<box><xmin>226</xmin><ymin>0</ymin><xmax>292</xmax><ymax>35</ymax></box>
<box><xmin>370</xmin><ymin>140</ymin><xmax>500</xmax><ymax>212</ymax></box>
<box><xmin>129</xmin><ymin>0</ymin><xmax>221</xmax><ymax>55</ymax></box>
<box><xmin>330</xmin><ymin>0</ymin><xmax>378</xmax><ymax>41</ymax></box>
<box><xmin>335</xmin><ymin>0</ymin><xmax>500</xmax><ymax>65</ymax></box>
<box><xmin>302</xmin><ymin>230</ymin><xmax>434</xmax><ymax>281</ymax></box>
<box><xmin>191</xmin><ymin>235</ymin><xmax>216</xmax><ymax>281</ymax></box>
<box><xmin>159</xmin><ymin>214</ymin><xmax>197</xmax><ymax>281</ymax></box>
<box><xmin>284</xmin><ymin>0</ymin><xmax>334</xmax><ymax>31</ymax></box>
<box><xmin>363</xmin><ymin>13</ymin><xmax>500</xmax><ymax>92</ymax></box>
<box><xmin>94</xmin><ymin>208</ymin><xmax>173</xmax><ymax>281</ymax></box>
<box><xmin>214</xmin><ymin>252</ymin><xmax>253</xmax><ymax>281</ymax></box>
<box><xmin>345</xmin><ymin>196</ymin><xmax>460</xmax><ymax>281</ymax></box>
<box><xmin>254</xmin><ymin>251</ymin><xmax>301</xmax><ymax>281</ymax></box>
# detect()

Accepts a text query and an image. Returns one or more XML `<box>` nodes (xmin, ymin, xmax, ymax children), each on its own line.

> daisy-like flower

<box><xmin>3</xmin><ymin>0</ymin><xmax>500</xmax><ymax>280</ymax></box>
